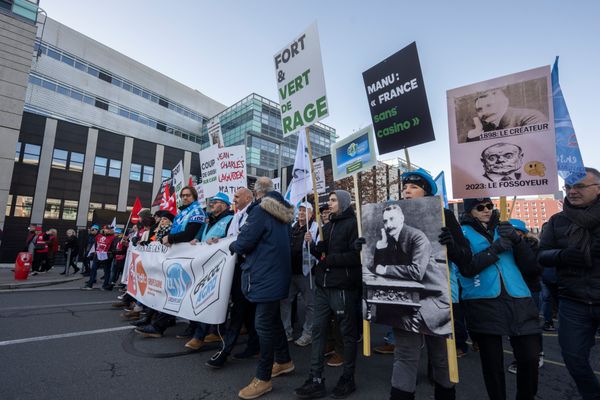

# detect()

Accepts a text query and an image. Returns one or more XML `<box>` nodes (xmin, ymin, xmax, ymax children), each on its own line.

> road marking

<box><xmin>0</xmin><ymin>300</ymin><xmax>114</xmax><ymax>312</ymax></box>
<box><xmin>502</xmin><ymin>349</ymin><xmax>600</xmax><ymax>376</ymax></box>
<box><xmin>0</xmin><ymin>326</ymin><xmax>133</xmax><ymax>346</ymax></box>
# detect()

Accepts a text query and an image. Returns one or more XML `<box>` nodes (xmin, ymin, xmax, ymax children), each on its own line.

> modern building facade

<box><xmin>0</xmin><ymin>13</ymin><xmax>336</xmax><ymax>262</ymax></box>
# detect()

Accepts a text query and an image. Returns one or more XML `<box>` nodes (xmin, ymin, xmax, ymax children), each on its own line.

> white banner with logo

<box><xmin>123</xmin><ymin>237</ymin><xmax>236</xmax><ymax>324</ymax></box>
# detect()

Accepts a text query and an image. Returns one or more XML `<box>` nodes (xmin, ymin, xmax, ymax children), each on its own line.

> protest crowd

<box><xmin>21</xmin><ymin>164</ymin><xmax>594</xmax><ymax>400</ymax></box>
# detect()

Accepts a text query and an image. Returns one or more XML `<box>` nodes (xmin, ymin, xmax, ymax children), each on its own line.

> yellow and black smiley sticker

<box><xmin>524</xmin><ymin>161</ymin><xmax>546</xmax><ymax>177</ymax></box>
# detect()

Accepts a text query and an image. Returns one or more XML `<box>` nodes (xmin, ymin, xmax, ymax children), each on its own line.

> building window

<box><xmin>108</xmin><ymin>159</ymin><xmax>122</xmax><ymax>178</ymax></box>
<box><xmin>94</xmin><ymin>156</ymin><xmax>107</xmax><ymax>175</ymax></box>
<box><xmin>143</xmin><ymin>166</ymin><xmax>153</xmax><ymax>183</ymax></box>
<box><xmin>95</xmin><ymin>98</ymin><xmax>109</xmax><ymax>110</ymax></box>
<box><xmin>23</xmin><ymin>144</ymin><xmax>41</xmax><ymax>165</ymax></box>
<box><xmin>162</xmin><ymin>169</ymin><xmax>171</xmax><ymax>181</ymax></box>
<box><xmin>52</xmin><ymin>149</ymin><xmax>69</xmax><ymax>169</ymax></box>
<box><xmin>104</xmin><ymin>204</ymin><xmax>117</xmax><ymax>211</ymax></box>
<box><xmin>44</xmin><ymin>198</ymin><xmax>61</xmax><ymax>219</ymax></box>
<box><xmin>14</xmin><ymin>196</ymin><xmax>33</xmax><ymax>217</ymax></box>
<box><xmin>15</xmin><ymin>142</ymin><xmax>21</xmax><ymax>162</ymax></box>
<box><xmin>5</xmin><ymin>194</ymin><xmax>12</xmax><ymax>217</ymax></box>
<box><xmin>130</xmin><ymin>163</ymin><xmax>141</xmax><ymax>181</ymax></box>
<box><xmin>69</xmin><ymin>152</ymin><xmax>84</xmax><ymax>172</ymax></box>
<box><xmin>63</xmin><ymin>200</ymin><xmax>78</xmax><ymax>220</ymax></box>
<box><xmin>88</xmin><ymin>202</ymin><xmax>102</xmax><ymax>221</ymax></box>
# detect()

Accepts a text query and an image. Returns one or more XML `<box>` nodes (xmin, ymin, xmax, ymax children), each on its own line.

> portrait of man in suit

<box><xmin>481</xmin><ymin>142</ymin><xmax>524</xmax><ymax>182</ymax></box>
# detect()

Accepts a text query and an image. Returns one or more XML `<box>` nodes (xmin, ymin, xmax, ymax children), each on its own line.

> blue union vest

<box><xmin>460</xmin><ymin>225</ymin><xmax>531</xmax><ymax>300</ymax></box>
<box><xmin>200</xmin><ymin>214</ymin><xmax>233</xmax><ymax>241</ymax></box>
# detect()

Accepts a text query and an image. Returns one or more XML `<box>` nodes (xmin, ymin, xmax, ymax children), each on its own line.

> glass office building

<box><xmin>202</xmin><ymin>93</ymin><xmax>336</xmax><ymax>177</ymax></box>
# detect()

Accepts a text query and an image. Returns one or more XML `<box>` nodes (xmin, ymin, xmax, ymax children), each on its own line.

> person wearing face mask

<box><xmin>376</xmin><ymin>169</ymin><xmax>471</xmax><ymax>400</ymax></box>
<box><xmin>459</xmin><ymin>198</ymin><xmax>540</xmax><ymax>400</ymax></box>
<box><xmin>538</xmin><ymin>167</ymin><xmax>600</xmax><ymax>400</ymax></box>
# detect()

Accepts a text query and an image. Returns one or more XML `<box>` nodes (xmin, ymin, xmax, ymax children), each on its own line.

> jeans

<box><xmin>558</xmin><ymin>298</ymin><xmax>600</xmax><ymax>400</ymax></box>
<box><xmin>87</xmin><ymin>259</ymin><xmax>111</xmax><ymax>288</ymax></box>
<box><xmin>281</xmin><ymin>274</ymin><xmax>314</xmax><ymax>338</ymax></box>
<box><xmin>223</xmin><ymin>289</ymin><xmax>259</xmax><ymax>355</ymax></box>
<box><xmin>110</xmin><ymin>259</ymin><xmax>125</xmax><ymax>284</ymax></box>
<box><xmin>392</xmin><ymin>329</ymin><xmax>453</xmax><ymax>393</ymax></box>
<box><xmin>254</xmin><ymin>300</ymin><xmax>291</xmax><ymax>381</ymax></box>
<box><xmin>541</xmin><ymin>281</ymin><xmax>558</xmax><ymax>323</ymax></box>
<box><xmin>471</xmin><ymin>332</ymin><xmax>539</xmax><ymax>400</ymax></box>
<box><xmin>310</xmin><ymin>286</ymin><xmax>358</xmax><ymax>379</ymax></box>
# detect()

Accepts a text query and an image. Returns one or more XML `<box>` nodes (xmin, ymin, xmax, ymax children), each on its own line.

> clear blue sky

<box><xmin>40</xmin><ymin>0</ymin><xmax>600</xmax><ymax>198</ymax></box>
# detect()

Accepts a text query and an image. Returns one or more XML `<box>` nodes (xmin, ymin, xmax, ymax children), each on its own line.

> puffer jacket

<box><xmin>311</xmin><ymin>207</ymin><xmax>361</xmax><ymax>290</ymax></box>
<box><xmin>538</xmin><ymin>199</ymin><xmax>600</xmax><ymax>304</ymax></box>
<box><xmin>231</xmin><ymin>191</ymin><xmax>294</xmax><ymax>303</ymax></box>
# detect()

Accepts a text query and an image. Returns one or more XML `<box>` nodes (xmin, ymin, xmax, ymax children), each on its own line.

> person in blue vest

<box><xmin>184</xmin><ymin>192</ymin><xmax>234</xmax><ymax>350</ymax></box>
<box><xmin>459</xmin><ymin>198</ymin><xmax>541</xmax><ymax>400</ymax></box>
<box><xmin>161</xmin><ymin>186</ymin><xmax>206</xmax><ymax>246</ymax></box>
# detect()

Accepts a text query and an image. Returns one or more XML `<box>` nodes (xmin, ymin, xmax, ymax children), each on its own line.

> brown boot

<box><xmin>185</xmin><ymin>338</ymin><xmax>204</xmax><ymax>350</ymax></box>
<box><xmin>204</xmin><ymin>333</ymin><xmax>221</xmax><ymax>343</ymax></box>
<box><xmin>326</xmin><ymin>352</ymin><xmax>344</xmax><ymax>367</ymax></box>
<box><xmin>238</xmin><ymin>378</ymin><xmax>272</xmax><ymax>399</ymax></box>
<box><xmin>271</xmin><ymin>360</ymin><xmax>295</xmax><ymax>377</ymax></box>
<box><xmin>111</xmin><ymin>301</ymin><xmax>129</xmax><ymax>308</ymax></box>
<box><xmin>374</xmin><ymin>343</ymin><xmax>395</xmax><ymax>354</ymax></box>
<box><xmin>120</xmin><ymin>310</ymin><xmax>140</xmax><ymax>320</ymax></box>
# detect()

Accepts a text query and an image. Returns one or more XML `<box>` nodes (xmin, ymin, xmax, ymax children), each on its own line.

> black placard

<box><xmin>362</xmin><ymin>42</ymin><xmax>435</xmax><ymax>155</ymax></box>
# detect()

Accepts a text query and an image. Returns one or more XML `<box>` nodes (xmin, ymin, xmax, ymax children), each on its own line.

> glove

<box><xmin>489</xmin><ymin>237</ymin><xmax>513</xmax><ymax>254</ymax></box>
<box><xmin>559</xmin><ymin>247</ymin><xmax>587</xmax><ymax>268</ymax></box>
<box><xmin>591</xmin><ymin>241</ymin><xmax>600</xmax><ymax>259</ymax></box>
<box><xmin>438</xmin><ymin>227</ymin><xmax>454</xmax><ymax>248</ymax></box>
<box><xmin>354</xmin><ymin>237</ymin><xmax>366</xmax><ymax>251</ymax></box>
<box><xmin>497</xmin><ymin>222</ymin><xmax>521</xmax><ymax>244</ymax></box>
<box><xmin>228</xmin><ymin>242</ymin><xmax>236</xmax><ymax>256</ymax></box>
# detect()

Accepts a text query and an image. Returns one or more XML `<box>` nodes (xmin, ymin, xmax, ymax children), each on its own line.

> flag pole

<box><xmin>353</xmin><ymin>173</ymin><xmax>371</xmax><ymax>357</ymax></box>
<box><xmin>305</xmin><ymin>127</ymin><xmax>324</xmax><ymax>241</ymax></box>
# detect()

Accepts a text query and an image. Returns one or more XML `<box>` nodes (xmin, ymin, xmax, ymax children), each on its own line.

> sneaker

<box><xmin>323</xmin><ymin>344</ymin><xmax>335</xmax><ymax>357</ymax></box>
<box><xmin>507</xmin><ymin>361</ymin><xmax>517</xmax><ymax>375</ymax></box>
<box><xmin>31</xmin><ymin>272</ymin><xmax>39</xmax><ymax>276</ymax></box>
<box><xmin>206</xmin><ymin>351</ymin><xmax>228</xmax><ymax>369</ymax></box>
<box><xmin>232</xmin><ymin>348</ymin><xmax>260</xmax><ymax>360</ymax></box>
<box><xmin>59</xmin><ymin>271</ymin><xmax>66</xmax><ymax>275</ymax></box>
<box><xmin>538</xmin><ymin>353</ymin><xmax>544</xmax><ymax>368</ymax></box>
<box><xmin>374</xmin><ymin>343</ymin><xmax>395</xmax><ymax>354</ymax></box>
<box><xmin>294</xmin><ymin>334</ymin><xmax>312</xmax><ymax>347</ymax></box>
<box><xmin>330</xmin><ymin>375</ymin><xmax>356</xmax><ymax>399</ymax></box>
<box><xmin>204</xmin><ymin>333</ymin><xmax>221</xmax><ymax>343</ymax></box>
<box><xmin>100</xmin><ymin>286</ymin><xmax>113</xmax><ymax>291</ymax></box>
<box><xmin>135</xmin><ymin>325</ymin><xmax>162</xmax><ymax>338</ymax></box>
<box><xmin>130</xmin><ymin>317</ymin><xmax>151</xmax><ymax>327</ymax></box>
<box><xmin>327</xmin><ymin>352</ymin><xmax>344</xmax><ymax>367</ymax></box>
<box><xmin>176</xmin><ymin>324</ymin><xmax>195</xmax><ymax>339</ymax></box>
<box><xmin>287</xmin><ymin>333</ymin><xmax>294</xmax><ymax>342</ymax></box>
<box><xmin>271</xmin><ymin>360</ymin><xmax>295</xmax><ymax>377</ymax></box>
<box><xmin>81</xmin><ymin>285</ymin><xmax>93</xmax><ymax>290</ymax></box>
<box><xmin>542</xmin><ymin>321</ymin><xmax>556</xmax><ymax>331</ymax></box>
<box><xmin>293</xmin><ymin>375</ymin><xmax>326</xmax><ymax>399</ymax></box>
<box><xmin>185</xmin><ymin>338</ymin><xmax>205</xmax><ymax>350</ymax></box>
<box><xmin>73</xmin><ymin>266</ymin><xmax>80</xmax><ymax>273</ymax></box>
<box><xmin>456</xmin><ymin>348</ymin><xmax>467</xmax><ymax>358</ymax></box>
<box><xmin>238</xmin><ymin>377</ymin><xmax>272</xmax><ymax>400</ymax></box>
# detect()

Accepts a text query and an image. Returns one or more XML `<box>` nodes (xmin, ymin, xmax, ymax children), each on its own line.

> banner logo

<box><xmin>163</xmin><ymin>260</ymin><xmax>193</xmax><ymax>312</ymax></box>
<box><xmin>190</xmin><ymin>250</ymin><xmax>226</xmax><ymax>315</ymax></box>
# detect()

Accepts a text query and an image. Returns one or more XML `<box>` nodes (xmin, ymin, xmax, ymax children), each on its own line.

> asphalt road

<box><xmin>0</xmin><ymin>285</ymin><xmax>597</xmax><ymax>400</ymax></box>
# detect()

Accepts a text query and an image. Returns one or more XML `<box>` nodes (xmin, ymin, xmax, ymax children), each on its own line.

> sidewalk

<box><xmin>0</xmin><ymin>265</ymin><xmax>85</xmax><ymax>290</ymax></box>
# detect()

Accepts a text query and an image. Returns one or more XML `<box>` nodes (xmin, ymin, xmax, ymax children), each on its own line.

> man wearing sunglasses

<box><xmin>538</xmin><ymin>167</ymin><xmax>600</xmax><ymax>400</ymax></box>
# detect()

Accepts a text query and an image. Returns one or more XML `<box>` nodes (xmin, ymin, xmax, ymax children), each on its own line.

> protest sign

<box><xmin>171</xmin><ymin>161</ymin><xmax>185</xmax><ymax>207</ymax></box>
<box><xmin>314</xmin><ymin>158</ymin><xmax>326</xmax><ymax>194</ymax></box>
<box><xmin>272</xmin><ymin>177</ymin><xmax>281</xmax><ymax>193</ymax></box>
<box><xmin>331</xmin><ymin>126</ymin><xmax>377</xmax><ymax>181</ymax></box>
<box><xmin>207</xmin><ymin>117</ymin><xmax>224</xmax><ymax>148</ymax></box>
<box><xmin>274</xmin><ymin>22</ymin><xmax>329</xmax><ymax>137</ymax></box>
<box><xmin>124</xmin><ymin>237</ymin><xmax>236</xmax><ymax>324</ymax></box>
<box><xmin>362</xmin><ymin>42</ymin><xmax>435</xmax><ymax>155</ymax></box>
<box><xmin>200</xmin><ymin>145</ymin><xmax>246</xmax><ymax>202</ymax></box>
<box><xmin>361</xmin><ymin>197</ymin><xmax>451</xmax><ymax>336</ymax></box>
<box><xmin>447</xmin><ymin>66</ymin><xmax>558</xmax><ymax>198</ymax></box>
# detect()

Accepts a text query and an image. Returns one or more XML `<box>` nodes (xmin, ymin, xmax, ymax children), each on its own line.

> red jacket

<box><xmin>34</xmin><ymin>233</ymin><xmax>48</xmax><ymax>253</ymax></box>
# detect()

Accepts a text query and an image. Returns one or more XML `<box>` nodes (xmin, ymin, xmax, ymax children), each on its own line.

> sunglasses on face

<box><xmin>475</xmin><ymin>203</ymin><xmax>494</xmax><ymax>212</ymax></box>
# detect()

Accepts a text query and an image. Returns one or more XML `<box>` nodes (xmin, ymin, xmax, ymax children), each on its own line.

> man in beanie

<box><xmin>294</xmin><ymin>190</ymin><xmax>361</xmax><ymax>399</ymax></box>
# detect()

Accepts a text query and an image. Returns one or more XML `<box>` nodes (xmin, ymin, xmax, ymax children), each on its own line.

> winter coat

<box><xmin>290</xmin><ymin>219</ymin><xmax>317</xmax><ymax>275</ymax></box>
<box><xmin>311</xmin><ymin>207</ymin><xmax>361</xmax><ymax>290</ymax></box>
<box><xmin>231</xmin><ymin>191</ymin><xmax>294</xmax><ymax>303</ymax></box>
<box><xmin>459</xmin><ymin>212</ymin><xmax>540</xmax><ymax>336</ymax></box>
<box><xmin>64</xmin><ymin>236</ymin><xmax>79</xmax><ymax>258</ymax></box>
<box><xmin>168</xmin><ymin>202</ymin><xmax>205</xmax><ymax>244</ymax></box>
<box><xmin>538</xmin><ymin>199</ymin><xmax>600</xmax><ymax>305</ymax></box>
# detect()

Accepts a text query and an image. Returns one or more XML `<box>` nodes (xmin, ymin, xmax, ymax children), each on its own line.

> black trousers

<box><xmin>471</xmin><ymin>332</ymin><xmax>539</xmax><ymax>400</ymax></box>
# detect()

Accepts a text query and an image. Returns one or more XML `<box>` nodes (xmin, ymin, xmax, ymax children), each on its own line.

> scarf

<box><xmin>563</xmin><ymin>197</ymin><xmax>600</xmax><ymax>266</ymax></box>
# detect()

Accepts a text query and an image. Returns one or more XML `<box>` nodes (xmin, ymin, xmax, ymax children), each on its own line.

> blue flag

<box><xmin>552</xmin><ymin>57</ymin><xmax>586</xmax><ymax>184</ymax></box>
<box><xmin>434</xmin><ymin>171</ymin><xmax>448</xmax><ymax>208</ymax></box>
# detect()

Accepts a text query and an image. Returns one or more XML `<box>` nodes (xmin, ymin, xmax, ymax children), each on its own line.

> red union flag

<box><xmin>130</xmin><ymin>197</ymin><xmax>142</xmax><ymax>224</ymax></box>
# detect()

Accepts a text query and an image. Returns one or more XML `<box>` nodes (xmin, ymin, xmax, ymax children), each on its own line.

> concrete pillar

<box><xmin>76</xmin><ymin>128</ymin><xmax>98</xmax><ymax>228</ymax></box>
<box><xmin>30</xmin><ymin>119</ymin><xmax>57</xmax><ymax>224</ymax></box>
<box><xmin>117</xmin><ymin>137</ymin><xmax>134</xmax><ymax>211</ymax></box>
<box><xmin>152</xmin><ymin>145</ymin><xmax>164</xmax><ymax>200</ymax></box>
<box><xmin>183</xmin><ymin>150</ymin><xmax>191</xmax><ymax>183</ymax></box>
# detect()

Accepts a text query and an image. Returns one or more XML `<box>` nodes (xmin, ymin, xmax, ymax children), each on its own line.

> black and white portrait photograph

<box><xmin>361</xmin><ymin>197</ymin><xmax>451</xmax><ymax>336</ymax></box>
<box><xmin>453</xmin><ymin>77</ymin><xmax>549</xmax><ymax>143</ymax></box>
<box><xmin>480</xmin><ymin>142</ymin><xmax>524</xmax><ymax>182</ymax></box>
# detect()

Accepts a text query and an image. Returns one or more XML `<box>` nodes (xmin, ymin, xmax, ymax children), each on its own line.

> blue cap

<box><xmin>509</xmin><ymin>219</ymin><xmax>529</xmax><ymax>234</ymax></box>
<box><xmin>91</xmin><ymin>224</ymin><xmax>100</xmax><ymax>230</ymax></box>
<box><xmin>401</xmin><ymin>168</ymin><xmax>437</xmax><ymax>196</ymax></box>
<box><xmin>209</xmin><ymin>192</ymin><xmax>231</xmax><ymax>206</ymax></box>
<box><xmin>114</xmin><ymin>228</ymin><xmax>123</xmax><ymax>234</ymax></box>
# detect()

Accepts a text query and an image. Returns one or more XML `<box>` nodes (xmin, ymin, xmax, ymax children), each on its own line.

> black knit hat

<box><xmin>463</xmin><ymin>198</ymin><xmax>492</xmax><ymax>213</ymax></box>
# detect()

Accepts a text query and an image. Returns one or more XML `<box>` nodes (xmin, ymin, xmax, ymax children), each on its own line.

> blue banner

<box><xmin>552</xmin><ymin>57</ymin><xmax>586</xmax><ymax>184</ymax></box>
<box><xmin>434</xmin><ymin>171</ymin><xmax>448</xmax><ymax>208</ymax></box>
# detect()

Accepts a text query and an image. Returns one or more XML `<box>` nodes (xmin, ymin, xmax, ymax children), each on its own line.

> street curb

<box><xmin>0</xmin><ymin>276</ymin><xmax>83</xmax><ymax>290</ymax></box>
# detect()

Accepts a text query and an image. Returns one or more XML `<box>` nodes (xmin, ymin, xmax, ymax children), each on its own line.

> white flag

<box><xmin>285</xmin><ymin>133</ymin><xmax>313</xmax><ymax>205</ymax></box>
<box><xmin>110</xmin><ymin>217</ymin><xmax>117</xmax><ymax>229</ymax></box>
